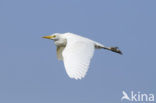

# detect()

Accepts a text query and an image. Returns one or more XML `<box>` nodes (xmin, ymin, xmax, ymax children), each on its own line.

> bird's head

<box><xmin>42</xmin><ymin>33</ymin><xmax>67</xmax><ymax>46</ymax></box>
<box><xmin>42</xmin><ymin>33</ymin><xmax>61</xmax><ymax>41</ymax></box>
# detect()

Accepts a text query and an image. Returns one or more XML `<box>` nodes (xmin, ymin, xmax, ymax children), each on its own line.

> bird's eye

<box><xmin>53</xmin><ymin>35</ymin><xmax>56</xmax><ymax>38</ymax></box>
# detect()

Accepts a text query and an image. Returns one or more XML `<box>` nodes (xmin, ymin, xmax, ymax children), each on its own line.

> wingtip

<box><xmin>68</xmin><ymin>73</ymin><xmax>86</xmax><ymax>80</ymax></box>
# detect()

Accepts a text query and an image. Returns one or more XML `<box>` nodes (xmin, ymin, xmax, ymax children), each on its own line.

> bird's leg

<box><xmin>102</xmin><ymin>46</ymin><xmax>122</xmax><ymax>55</ymax></box>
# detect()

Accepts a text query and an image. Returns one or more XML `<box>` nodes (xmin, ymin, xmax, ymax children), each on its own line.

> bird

<box><xmin>121</xmin><ymin>91</ymin><xmax>131</xmax><ymax>101</ymax></box>
<box><xmin>42</xmin><ymin>32</ymin><xmax>122</xmax><ymax>80</ymax></box>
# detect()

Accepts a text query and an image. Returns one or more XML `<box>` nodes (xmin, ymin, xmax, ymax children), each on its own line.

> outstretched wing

<box><xmin>62</xmin><ymin>40</ymin><xmax>95</xmax><ymax>79</ymax></box>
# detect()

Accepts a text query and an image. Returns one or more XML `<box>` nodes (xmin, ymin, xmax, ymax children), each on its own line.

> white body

<box><xmin>42</xmin><ymin>32</ymin><xmax>122</xmax><ymax>80</ymax></box>
<box><xmin>55</xmin><ymin>33</ymin><xmax>104</xmax><ymax>79</ymax></box>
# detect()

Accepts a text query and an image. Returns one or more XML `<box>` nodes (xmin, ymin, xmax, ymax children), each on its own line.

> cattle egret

<box><xmin>42</xmin><ymin>33</ymin><xmax>122</xmax><ymax>80</ymax></box>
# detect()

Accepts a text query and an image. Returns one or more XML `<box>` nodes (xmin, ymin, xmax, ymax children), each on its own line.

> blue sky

<box><xmin>0</xmin><ymin>0</ymin><xmax>156</xmax><ymax>103</ymax></box>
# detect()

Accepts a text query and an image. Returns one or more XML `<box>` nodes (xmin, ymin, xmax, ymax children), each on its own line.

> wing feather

<box><xmin>62</xmin><ymin>39</ymin><xmax>95</xmax><ymax>79</ymax></box>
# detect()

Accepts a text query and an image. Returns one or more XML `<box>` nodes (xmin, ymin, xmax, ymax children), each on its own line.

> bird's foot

<box><xmin>109</xmin><ymin>47</ymin><xmax>122</xmax><ymax>55</ymax></box>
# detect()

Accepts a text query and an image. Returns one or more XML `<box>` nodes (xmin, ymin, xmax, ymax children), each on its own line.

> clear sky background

<box><xmin>0</xmin><ymin>0</ymin><xmax>156</xmax><ymax>103</ymax></box>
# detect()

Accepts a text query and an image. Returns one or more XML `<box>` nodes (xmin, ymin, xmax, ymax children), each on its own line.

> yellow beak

<box><xmin>42</xmin><ymin>35</ymin><xmax>54</xmax><ymax>39</ymax></box>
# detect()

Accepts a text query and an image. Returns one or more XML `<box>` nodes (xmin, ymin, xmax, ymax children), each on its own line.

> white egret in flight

<box><xmin>42</xmin><ymin>33</ymin><xmax>122</xmax><ymax>80</ymax></box>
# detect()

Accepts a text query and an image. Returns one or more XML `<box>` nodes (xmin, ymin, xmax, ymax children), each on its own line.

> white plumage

<box><xmin>42</xmin><ymin>33</ymin><xmax>122</xmax><ymax>80</ymax></box>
